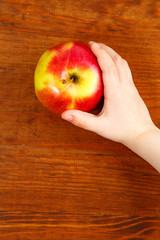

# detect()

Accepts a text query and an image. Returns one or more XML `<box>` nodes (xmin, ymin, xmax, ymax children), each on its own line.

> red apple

<box><xmin>34</xmin><ymin>41</ymin><xmax>103</xmax><ymax>115</ymax></box>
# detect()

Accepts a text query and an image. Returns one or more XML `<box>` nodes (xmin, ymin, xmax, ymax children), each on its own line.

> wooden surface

<box><xmin>0</xmin><ymin>0</ymin><xmax>160</xmax><ymax>239</ymax></box>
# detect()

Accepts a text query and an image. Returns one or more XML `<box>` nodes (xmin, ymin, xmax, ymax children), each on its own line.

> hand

<box><xmin>61</xmin><ymin>42</ymin><xmax>155</xmax><ymax>147</ymax></box>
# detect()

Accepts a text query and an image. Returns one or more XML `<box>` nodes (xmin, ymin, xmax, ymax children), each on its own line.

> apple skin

<box><xmin>34</xmin><ymin>41</ymin><xmax>103</xmax><ymax>115</ymax></box>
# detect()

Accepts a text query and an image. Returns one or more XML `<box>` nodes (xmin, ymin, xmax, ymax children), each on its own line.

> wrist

<box><xmin>122</xmin><ymin>123</ymin><xmax>160</xmax><ymax>172</ymax></box>
<box><xmin>122</xmin><ymin>122</ymin><xmax>157</xmax><ymax>149</ymax></box>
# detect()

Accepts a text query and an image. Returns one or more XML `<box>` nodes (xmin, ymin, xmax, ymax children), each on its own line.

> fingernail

<box><xmin>89</xmin><ymin>41</ymin><xmax>100</xmax><ymax>48</ymax></box>
<box><xmin>61</xmin><ymin>115</ymin><xmax>73</xmax><ymax>122</ymax></box>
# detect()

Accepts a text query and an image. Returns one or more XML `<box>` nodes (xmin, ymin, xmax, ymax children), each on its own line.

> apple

<box><xmin>34</xmin><ymin>41</ymin><xmax>103</xmax><ymax>115</ymax></box>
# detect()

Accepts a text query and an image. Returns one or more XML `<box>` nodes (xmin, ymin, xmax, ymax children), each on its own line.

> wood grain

<box><xmin>0</xmin><ymin>0</ymin><xmax>160</xmax><ymax>239</ymax></box>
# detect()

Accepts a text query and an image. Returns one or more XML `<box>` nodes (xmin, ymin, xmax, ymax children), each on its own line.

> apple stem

<box><xmin>62</xmin><ymin>79</ymin><xmax>67</xmax><ymax>84</ymax></box>
<box><xmin>62</xmin><ymin>77</ymin><xmax>75</xmax><ymax>84</ymax></box>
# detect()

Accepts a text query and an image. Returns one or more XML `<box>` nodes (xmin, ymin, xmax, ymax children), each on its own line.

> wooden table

<box><xmin>0</xmin><ymin>0</ymin><xmax>160</xmax><ymax>239</ymax></box>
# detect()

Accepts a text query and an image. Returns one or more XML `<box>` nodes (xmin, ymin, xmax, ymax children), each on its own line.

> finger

<box><xmin>61</xmin><ymin>109</ymin><xmax>102</xmax><ymax>133</ymax></box>
<box><xmin>88</xmin><ymin>41</ymin><xmax>120</xmax><ymax>96</ymax></box>
<box><xmin>98</xmin><ymin>43</ymin><xmax>133</xmax><ymax>84</ymax></box>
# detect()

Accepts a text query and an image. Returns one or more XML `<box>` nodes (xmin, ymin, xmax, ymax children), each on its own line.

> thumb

<box><xmin>61</xmin><ymin>109</ymin><xmax>101</xmax><ymax>133</ymax></box>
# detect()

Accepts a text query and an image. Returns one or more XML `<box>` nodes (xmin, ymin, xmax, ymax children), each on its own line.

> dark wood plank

<box><xmin>0</xmin><ymin>0</ymin><xmax>160</xmax><ymax>239</ymax></box>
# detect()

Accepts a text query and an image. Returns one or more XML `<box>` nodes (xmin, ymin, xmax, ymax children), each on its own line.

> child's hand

<box><xmin>61</xmin><ymin>42</ymin><xmax>154</xmax><ymax>147</ymax></box>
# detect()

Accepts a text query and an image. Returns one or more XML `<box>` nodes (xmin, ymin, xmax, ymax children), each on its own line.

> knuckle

<box><xmin>113</xmin><ymin>54</ymin><xmax>122</xmax><ymax>64</ymax></box>
<box><xmin>100</xmin><ymin>47</ymin><xmax>107</xmax><ymax>56</ymax></box>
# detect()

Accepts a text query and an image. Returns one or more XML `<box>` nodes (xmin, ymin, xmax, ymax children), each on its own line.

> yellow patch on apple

<box><xmin>34</xmin><ymin>50</ymin><xmax>57</xmax><ymax>92</ymax></box>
